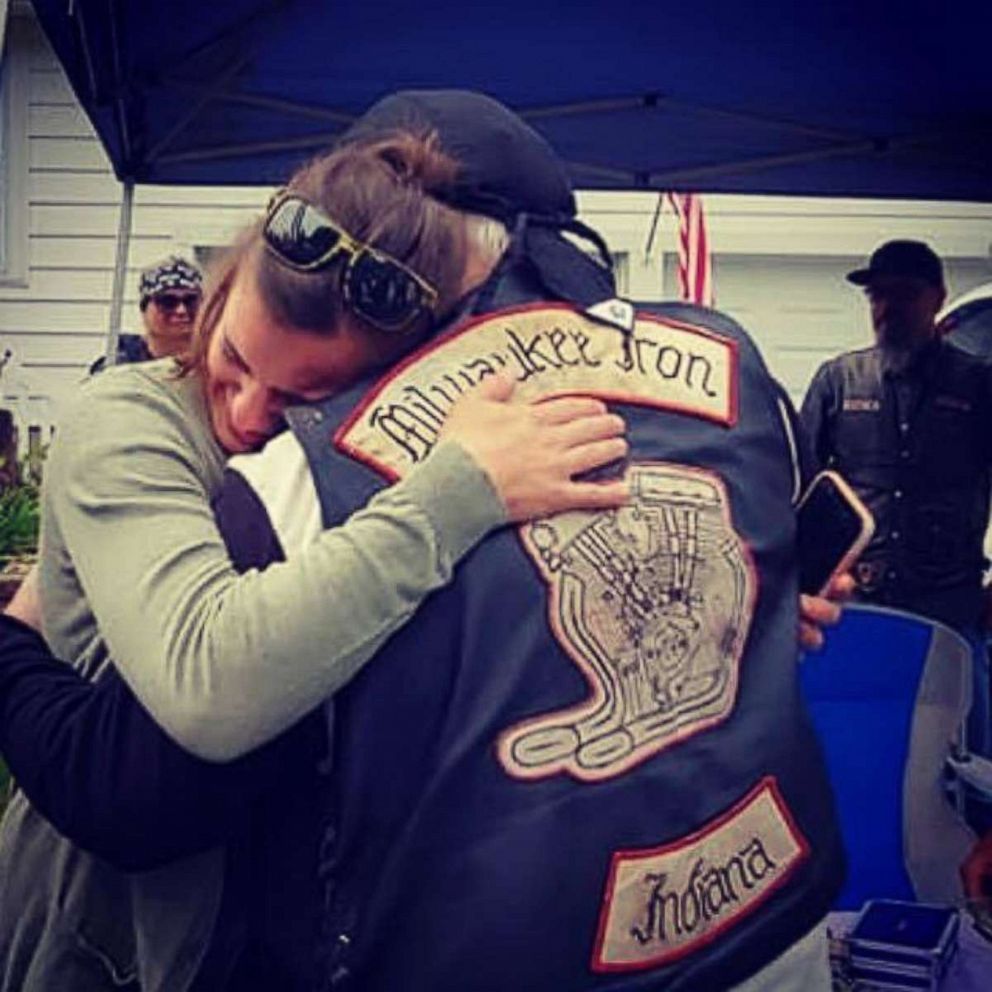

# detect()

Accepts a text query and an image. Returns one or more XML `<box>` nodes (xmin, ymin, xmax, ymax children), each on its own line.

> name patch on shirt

<box><xmin>592</xmin><ymin>777</ymin><xmax>808</xmax><ymax>973</ymax></box>
<box><xmin>842</xmin><ymin>397</ymin><xmax>881</xmax><ymax>413</ymax></box>
<box><xmin>336</xmin><ymin>304</ymin><xmax>737</xmax><ymax>479</ymax></box>
<box><xmin>498</xmin><ymin>463</ymin><xmax>755</xmax><ymax>782</ymax></box>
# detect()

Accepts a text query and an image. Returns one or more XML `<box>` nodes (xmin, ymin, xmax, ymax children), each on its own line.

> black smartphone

<box><xmin>796</xmin><ymin>470</ymin><xmax>875</xmax><ymax>596</ymax></box>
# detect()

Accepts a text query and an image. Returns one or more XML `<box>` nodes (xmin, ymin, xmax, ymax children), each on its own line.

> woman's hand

<box><xmin>4</xmin><ymin>564</ymin><xmax>42</xmax><ymax>631</ymax></box>
<box><xmin>441</xmin><ymin>373</ymin><xmax>628</xmax><ymax>522</ymax></box>
<box><xmin>799</xmin><ymin>572</ymin><xmax>855</xmax><ymax>650</ymax></box>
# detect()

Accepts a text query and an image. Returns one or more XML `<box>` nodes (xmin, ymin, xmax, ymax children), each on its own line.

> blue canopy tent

<box><xmin>27</xmin><ymin>0</ymin><xmax>992</xmax><ymax>356</ymax></box>
<box><xmin>28</xmin><ymin>0</ymin><xmax>992</xmax><ymax>196</ymax></box>
<box><xmin>23</xmin><ymin>0</ymin><xmax>992</xmax><ymax>916</ymax></box>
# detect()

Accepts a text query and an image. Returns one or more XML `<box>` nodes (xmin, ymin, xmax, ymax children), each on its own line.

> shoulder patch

<box><xmin>933</xmin><ymin>393</ymin><xmax>972</xmax><ymax>413</ymax></box>
<box><xmin>336</xmin><ymin>304</ymin><xmax>738</xmax><ymax>480</ymax></box>
<box><xmin>842</xmin><ymin>397</ymin><xmax>881</xmax><ymax>413</ymax></box>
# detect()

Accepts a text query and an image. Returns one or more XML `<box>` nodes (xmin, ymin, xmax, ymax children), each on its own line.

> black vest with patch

<box><xmin>287</xmin><ymin>263</ymin><xmax>844</xmax><ymax>991</ymax></box>
<box><xmin>803</xmin><ymin>342</ymin><xmax>992</xmax><ymax>631</ymax></box>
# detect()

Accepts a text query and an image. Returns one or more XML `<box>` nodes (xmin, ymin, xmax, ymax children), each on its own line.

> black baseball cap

<box><xmin>340</xmin><ymin>90</ymin><xmax>615</xmax><ymax>309</ymax></box>
<box><xmin>339</xmin><ymin>90</ymin><xmax>577</xmax><ymax>225</ymax></box>
<box><xmin>846</xmin><ymin>240</ymin><xmax>945</xmax><ymax>290</ymax></box>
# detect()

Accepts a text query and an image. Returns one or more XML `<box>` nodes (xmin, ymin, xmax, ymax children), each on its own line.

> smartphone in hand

<box><xmin>796</xmin><ymin>470</ymin><xmax>875</xmax><ymax>596</ymax></box>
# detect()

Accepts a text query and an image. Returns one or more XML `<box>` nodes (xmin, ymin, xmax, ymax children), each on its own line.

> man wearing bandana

<box><xmin>89</xmin><ymin>256</ymin><xmax>202</xmax><ymax>373</ymax></box>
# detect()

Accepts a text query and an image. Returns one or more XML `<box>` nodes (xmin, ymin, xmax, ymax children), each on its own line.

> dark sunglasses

<box><xmin>262</xmin><ymin>191</ymin><xmax>439</xmax><ymax>334</ymax></box>
<box><xmin>153</xmin><ymin>292</ymin><xmax>201</xmax><ymax>313</ymax></box>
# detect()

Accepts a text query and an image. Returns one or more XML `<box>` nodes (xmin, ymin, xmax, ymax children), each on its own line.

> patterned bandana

<box><xmin>138</xmin><ymin>256</ymin><xmax>203</xmax><ymax>308</ymax></box>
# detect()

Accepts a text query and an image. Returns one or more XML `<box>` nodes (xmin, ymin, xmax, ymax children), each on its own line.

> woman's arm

<box><xmin>44</xmin><ymin>369</ymin><xmax>626</xmax><ymax>761</ymax></box>
<box><xmin>0</xmin><ymin>614</ymin><xmax>322</xmax><ymax>870</ymax></box>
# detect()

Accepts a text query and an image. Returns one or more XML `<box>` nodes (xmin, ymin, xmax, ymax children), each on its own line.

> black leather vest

<box><xmin>803</xmin><ymin>342</ymin><xmax>992</xmax><ymax>631</ymax></box>
<box><xmin>288</xmin><ymin>265</ymin><xmax>844</xmax><ymax>991</ymax></box>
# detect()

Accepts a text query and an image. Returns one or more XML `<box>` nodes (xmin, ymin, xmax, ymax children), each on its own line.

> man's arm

<box><xmin>0</xmin><ymin>614</ymin><xmax>323</xmax><ymax>871</ymax></box>
<box><xmin>0</xmin><ymin>469</ymin><xmax>315</xmax><ymax>871</ymax></box>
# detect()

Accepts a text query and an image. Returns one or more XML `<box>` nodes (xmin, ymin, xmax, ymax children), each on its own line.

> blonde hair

<box><xmin>464</xmin><ymin>213</ymin><xmax>509</xmax><ymax>266</ymax></box>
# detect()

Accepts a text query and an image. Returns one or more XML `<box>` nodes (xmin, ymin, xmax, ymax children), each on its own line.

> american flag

<box><xmin>666</xmin><ymin>192</ymin><xmax>713</xmax><ymax>307</ymax></box>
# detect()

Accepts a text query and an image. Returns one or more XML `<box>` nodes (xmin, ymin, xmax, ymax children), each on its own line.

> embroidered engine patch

<box><xmin>336</xmin><ymin>304</ymin><xmax>737</xmax><ymax>479</ymax></box>
<box><xmin>592</xmin><ymin>777</ymin><xmax>808</xmax><ymax>972</ymax></box>
<box><xmin>497</xmin><ymin>463</ymin><xmax>755</xmax><ymax>782</ymax></box>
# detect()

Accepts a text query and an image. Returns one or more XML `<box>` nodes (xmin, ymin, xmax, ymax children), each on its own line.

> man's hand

<box><xmin>440</xmin><ymin>374</ymin><xmax>628</xmax><ymax>522</ymax></box>
<box><xmin>799</xmin><ymin>572</ymin><xmax>855</xmax><ymax>651</ymax></box>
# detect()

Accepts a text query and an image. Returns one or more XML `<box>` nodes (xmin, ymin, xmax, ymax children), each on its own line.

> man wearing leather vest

<box><xmin>801</xmin><ymin>240</ymin><xmax>992</xmax><ymax>636</ymax></box>
<box><xmin>801</xmin><ymin>241</ymin><xmax>992</xmax><ymax>887</ymax></box>
<box><xmin>0</xmin><ymin>92</ymin><xmax>845</xmax><ymax>990</ymax></box>
<box><xmin>249</xmin><ymin>93</ymin><xmax>846</xmax><ymax>990</ymax></box>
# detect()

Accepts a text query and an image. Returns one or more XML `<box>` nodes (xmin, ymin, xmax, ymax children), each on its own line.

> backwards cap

<box><xmin>340</xmin><ymin>90</ymin><xmax>613</xmax><ymax>308</ymax></box>
<box><xmin>340</xmin><ymin>90</ymin><xmax>576</xmax><ymax>225</ymax></box>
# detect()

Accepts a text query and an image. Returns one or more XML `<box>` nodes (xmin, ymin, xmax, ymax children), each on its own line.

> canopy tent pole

<box><xmin>104</xmin><ymin>180</ymin><xmax>135</xmax><ymax>367</ymax></box>
<box><xmin>145</xmin><ymin>55</ymin><xmax>252</xmax><ymax>166</ymax></box>
<box><xmin>0</xmin><ymin>1</ymin><xmax>10</xmax><ymax>54</ymax></box>
<box><xmin>643</xmin><ymin>193</ymin><xmax>665</xmax><ymax>259</ymax></box>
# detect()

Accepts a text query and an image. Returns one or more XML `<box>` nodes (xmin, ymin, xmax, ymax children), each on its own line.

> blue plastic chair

<box><xmin>799</xmin><ymin>605</ymin><xmax>976</xmax><ymax>909</ymax></box>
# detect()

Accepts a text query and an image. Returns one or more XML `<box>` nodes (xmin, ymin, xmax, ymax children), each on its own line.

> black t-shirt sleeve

<box><xmin>212</xmin><ymin>467</ymin><xmax>286</xmax><ymax>571</ymax></box>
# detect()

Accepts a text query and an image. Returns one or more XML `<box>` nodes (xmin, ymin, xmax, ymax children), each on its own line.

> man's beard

<box><xmin>879</xmin><ymin>344</ymin><xmax>915</xmax><ymax>374</ymax></box>
<box><xmin>877</xmin><ymin>323</ymin><xmax>931</xmax><ymax>373</ymax></box>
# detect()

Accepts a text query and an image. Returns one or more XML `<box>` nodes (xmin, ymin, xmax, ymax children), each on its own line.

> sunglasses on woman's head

<box><xmin>153</xmin><ymin>292</ymin><xmax>201</xmax><ymax>313</ymax></box>
<box><xmin>262</xmin><ymin>191</ymin><xmax>439</xmax><ymax>334</ymax></box>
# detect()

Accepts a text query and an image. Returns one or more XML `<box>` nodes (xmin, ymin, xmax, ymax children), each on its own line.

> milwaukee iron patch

<box><xmin>336</xmin><ymin>304</ymin><xmax>737</xmax><ymax>479</ymax></box>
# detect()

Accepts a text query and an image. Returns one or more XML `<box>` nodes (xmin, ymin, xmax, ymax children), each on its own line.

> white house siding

<box><xmin>0</xmin><ymin>12</ymin><xmax>267</xmax><ymax>438</ymax></box>
<box><xmin>583</xmin><ymin>192</ymin><xmax>992</xmax><ymax>407</ymax></box>
<box><xmin>2</xmin><ymin>10</ymin><xmax>992</xmax><ymax>435</ymax></box>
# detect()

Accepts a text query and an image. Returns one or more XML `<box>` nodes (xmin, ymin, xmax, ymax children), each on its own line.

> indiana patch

<box><xmin>592</xmin><ymin>777</ymin><xmax>808</xmax><ymax>973</ymax></box>
<box><xmin>336</xmin><ymin>304</ymin><xmax>737</xmax><ymax>479</ymax></box>
<box><xmin>498</xmin><ymin>463</ymin><xmax>755</xmax><ymax>782</ymax></box>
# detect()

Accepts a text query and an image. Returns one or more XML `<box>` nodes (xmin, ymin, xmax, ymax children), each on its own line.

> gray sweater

<box><xmin>0</xmin><ymin>358</ymin><xmax>504</xmax><ymax>992</ymax></box>
<box><xmin>38</xmin><ymin>359</ymin><xmax>504</xmax><ymax>760</ymax></box>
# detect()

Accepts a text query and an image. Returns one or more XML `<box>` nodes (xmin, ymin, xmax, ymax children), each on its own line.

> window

<box><xmin>0</xmin><ymin>17</ymin><xmax>29</xmax><ymax>287</ymax></box>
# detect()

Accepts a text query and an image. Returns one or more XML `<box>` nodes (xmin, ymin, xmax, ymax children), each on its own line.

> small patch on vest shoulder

<box><xmin>335</xmin><ymin>304</ymin><xmax>737</xmax><ymax>479</ymax></box>
<box><xmin>586</xmin><ymin>297</ymin><xmax>636</xmax><ymax>332</ymax></box>
<box><xmin>498</xmin><ymin>462</ymin><xmax>755</xmax><ymax>782</ymax></box>
<box><xmin>842</xmin><ymin>397</ymin><xmax>880</xmax><ymax>412</ymax></box>
<box><xmin>592</xmin><ymin>777</ymin><xmax>808</xmax><ymax>973</ymax></box>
